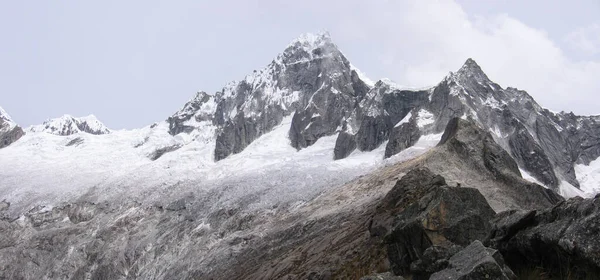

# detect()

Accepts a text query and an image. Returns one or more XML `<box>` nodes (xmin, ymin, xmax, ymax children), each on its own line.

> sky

<box><xmin>1</xmin><ymin>0</ymin><xmax>599</xmax><ymax>129</ymax></box>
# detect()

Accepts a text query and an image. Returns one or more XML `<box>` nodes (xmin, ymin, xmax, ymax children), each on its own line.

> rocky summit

<box><xmin>1</xmin><ymin>32</ymin><xmax>600</xmax><ymax>279</ymax></box>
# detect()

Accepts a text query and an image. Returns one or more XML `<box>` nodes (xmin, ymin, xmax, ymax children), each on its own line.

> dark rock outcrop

<box><xmin>370</xmin><ymin>168</ymin><xmax>496</xmax><ymax>278</ymax></box>
<box><xmin>430</xmin><ymin>240</ymin><xmax>516</xmax><ymax>280</ymax></box>
<box><xmin>508</xmin><ymin>121</ymin><xmax>558</xmax><ymax>187</ymax></box>
<box><xmin>0</xmin><ymin>107</ymin><xmax>24</xmax><ymax>148</ymax></box>
<box><xmin>148</xmin><ymin>144</ymin><xmax>182</xmax><ymax>161</ymax></box>
<box><xmin>0</xmin><ymin>125</ymin><xmax>23</xmax><ymax>149</ymax></box>
<box><xmin>356</xmin><ymin>116</ymin><xmax>391</xmax><ymax>152</ymax></box>
<box><xmin>333</xmin><ymin>131</ymin><xmax>356</xmax><ymax>160</ymax></box>
<box><xmin>489</xmin><ymin>196</ymin><xmax>600</xmax><ymax>279</ymax></box>
<box><xmin>385</xmin><ymin>120</ymin><xmax>421</xmax><ymax>158</ymax></box>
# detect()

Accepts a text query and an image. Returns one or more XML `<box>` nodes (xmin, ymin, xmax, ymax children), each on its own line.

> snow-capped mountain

<box><xmin>0</xmin><ymin>106</ymin><xmax>24</xmax><ymax>148</ymax></box>
<box><xmin>167</xmin><ymin>32</ymin><xmax>370</xmax><ymax>160</ymax></box>
<box><xmin>29</xmin><ymin>114</ymin><xmax>111</xmax><ymax>135</ymax></box>
<box><xmin>2</xmin><ymin>31</ymin><xmax>600</xmax><ymax>280</ymax></box>
<box><xmin>1</xmin><ymin>32</ymin><xmax>599</xmax><ymax>202</ymax></box>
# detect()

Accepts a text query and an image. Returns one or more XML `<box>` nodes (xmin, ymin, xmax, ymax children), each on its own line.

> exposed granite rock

<box><xmin>0</xmin><ymin>125</ymin><xmax>24</xmax><ymax>149</ymax></box>
<box><xmin>370</xmin><ymin>167</ymin><xmax>496</xmax><ymax>278</ymax></box>
<box><xmin>385</xmin><ymin>120</ymin><xmax>421</xmax><ymax>158</ymax></box>
<box><xmin>430</xmin><ymin>240</ymin><xmax>516</xmax><ymax>280</ymax></box>
<box><xmin>148</xmin><ymin>144</ymin><xmax>182</xmax><ymax>161</ymax></box>
<box><xmin>508</xmin><ymin>121</ymin><xmax>558</xmax><ymax>188</ymax></box>
<box><xmin>0</xmin><ymin>107</ymin><xmax>24</xmax><ymax>148</ymax></box>
<box><xmin>356</xmin><ymin>116</ymin><xmax>391</xmax><ymax>152</ymax></box>
<box><xmin>333</xmin><ymin>131</ymin><xmax>356</xmax><ymax>160</ymax></box>
<box><xmin>490</xmin><ymin>196</ymin><xmax>600</xmax><ymax>279</ymax></box>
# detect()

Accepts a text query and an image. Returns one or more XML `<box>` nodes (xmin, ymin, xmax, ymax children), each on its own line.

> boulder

<box><xmin>430</xmin><ymin>240</ymin><xmax>516</xmax><ymax>280</ymax></box>
<box><xmin>490</xmin><ymin>196</ymin><xmax>600</xmax><ymax>279</ymax></box>
<box><xmin>370</xmin><ymin>168</ymin><xmax>497</xmax><ymax>277</ymax></box>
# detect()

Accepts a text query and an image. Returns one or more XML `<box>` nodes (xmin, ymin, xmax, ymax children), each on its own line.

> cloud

<box><xmin>329</xmin><ymin>0</ymin><xmax>600</xmax><ymax>115</ymax></box>
<box><xmin>566</xmin><ymin>23</ymin><xmax>600</xmax><ymax>55</ymax></box>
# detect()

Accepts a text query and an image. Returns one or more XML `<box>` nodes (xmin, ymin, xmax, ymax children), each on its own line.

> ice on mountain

<box><xmin>395</xmin><ymin>112</ymin><xmax>412</xmax><ymax>128</ymax></box>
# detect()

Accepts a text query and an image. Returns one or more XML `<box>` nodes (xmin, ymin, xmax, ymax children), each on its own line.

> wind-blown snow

<box><xmin>395</xmin><ymin>112</ymin><xmax>412</xmax><ymax>128</ymax></box>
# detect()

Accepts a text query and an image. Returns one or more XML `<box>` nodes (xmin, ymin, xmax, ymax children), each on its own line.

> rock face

<box><xmin>370</xmin><ymin>167</ymin><xmax>497</xmax><ymax>278</ymax></box>
<box><xmin>488</xmin><ymin>196</ymin><xmax>600</xmax><ymax>279</ymax></box>
<box><xmin>385</xmin><ymin>120</ymin><xmax>420</xmax><ymax>158</ymax></box>
<box><xmin>430</xmin><ymin>240</ymin><xmax>516</xmax><ymax>280</ymax></box>
<box><xmin>423</xmin><ymin>118</ymin><xmax>563</xmax><ymax>211</ymax></box>
<box><xmin>0</xmin><ymin>106</ymin><xmax>24</xmax><ymax>148</ymax></box>
<box><xmin>30</xmin><ymin>114</ymin><xmax>111</xmax><ymax>136</ymax></box>
<box><xmin>333</xmin><ymin>131</ymin><xmax>356</xmax><ymax>159</ymax></box>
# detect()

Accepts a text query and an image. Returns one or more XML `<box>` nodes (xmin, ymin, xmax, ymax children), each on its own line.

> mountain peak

<box><xmin>30</xmin><ymin>114</ymin><xmax>111</xmax><ymax>136</ymax></box>
<box><xmin>287</xmin><ymin>31</ymin><xmax>332</xmax><ymax>49</ymax></box>
<box><xmin>455</xmin><ymin>58</ymin><xmax>490</xmax><ymax>81</ymax></box>
<box><xmin>280</xmin><ymin>31</ymin><xmax>340</xmax><ymax>63</ymax></box>
<box><xmin>0</xmin><ymin>106</ymin><xmax>16</xmax><ymax>129</ymax></box>
<box><xmin>457</xmin><ymin>58</ymin><xmax>483</xmax><ymax>74</ymax></box>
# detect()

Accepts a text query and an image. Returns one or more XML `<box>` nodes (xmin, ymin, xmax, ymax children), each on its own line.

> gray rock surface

<box><xmin>489</xmin><ymin>195</ymin><xmax>600</xmax><ymax>279</ymax></box>
<box><xmin>372</xmin><ymin>168</ymin><xmax>496</xmax><ymax>276</ymax></box>
<box><xmin>430</xmin><ymin>240</ymin><xmax>516</xmax><ymax>280</ymax></box>
<box><xmin>423</xmin><ymin>118</ymin><xmax>564</xmax><ymax>211</ymax></box>
<box><xmin>333</xmin><ymin>131</ymin><xmax>356</xmax><ymax>160</ymax></box>
<box><xmin>385</xmin><ymin>120</ymin><xmax>420</xmax><ymax>158</ymax></box>
<box><xmin>0</xmin><ymin>107</ymin><xmax>24</xmax><ymax>148</ymax></box>
<box><xmin>0</xmin><ymin>125</ymin><xmax>23</xmax><ymax>149</ymax></box>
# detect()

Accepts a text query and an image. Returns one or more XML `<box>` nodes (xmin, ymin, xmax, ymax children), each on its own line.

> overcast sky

<box><xmin>1</xmin><ymin>0</ymin><xmax>599</xmax><ymax>129</ymax></box>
